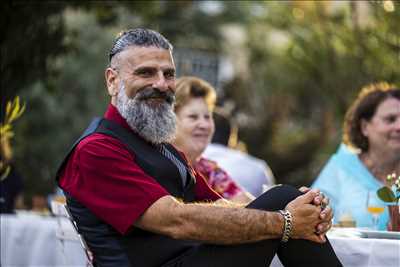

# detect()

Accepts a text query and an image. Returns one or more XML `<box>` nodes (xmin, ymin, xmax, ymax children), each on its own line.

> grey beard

<box><xmin>116</xmin><ymin>84</ymin><xmax>176</xmax><ymax>144</ymax></box>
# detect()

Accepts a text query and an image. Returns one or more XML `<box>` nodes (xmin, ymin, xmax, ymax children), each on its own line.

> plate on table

<box><xmin>328</xmin><ymin>227</ymin><xmax>400</xmax><ymax>240</ymax></box>
<box><xmin>328</xmin><ymin>227</ymin><xmax>364</xmax><ymax>238</ymax></box>
<box><xmin>357</xmin><ymin>229</ymin><xmax>400</xmax><ymax>240</ymax></box>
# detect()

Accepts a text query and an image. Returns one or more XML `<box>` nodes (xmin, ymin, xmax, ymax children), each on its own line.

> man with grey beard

<box><xmin>56</xmin><ymin>28</ymin><xmax>342</xmax><ymax>267</ymax></box>
<box><xmin>116</xmin><ymin>82</ymin><xmax>177</xmax><ymax>144</ymax></box>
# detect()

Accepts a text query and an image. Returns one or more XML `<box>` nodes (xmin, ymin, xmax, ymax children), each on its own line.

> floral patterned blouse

<box><xmin>194</xmin><ymin>157</ymin><xmax>244</xmax><ymax>200</ymax></box>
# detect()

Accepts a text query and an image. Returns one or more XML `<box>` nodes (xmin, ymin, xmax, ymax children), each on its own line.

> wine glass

<box><xmin>366</xmin><ymin>191</ymin><xmax>385</xmax><ymax>230</ymax></box>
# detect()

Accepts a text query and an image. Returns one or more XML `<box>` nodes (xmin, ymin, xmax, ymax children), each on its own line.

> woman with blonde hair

<box><xmin>173</xmin><ymin>76</ymin><xmax>253</xmax><ymax>203</ymax></box>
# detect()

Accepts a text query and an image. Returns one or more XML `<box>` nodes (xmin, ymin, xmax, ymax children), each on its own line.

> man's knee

<box><xmin>246</xmin><ymin>184</ymin><xmax>302</xmax><ymax>211</ymax></box>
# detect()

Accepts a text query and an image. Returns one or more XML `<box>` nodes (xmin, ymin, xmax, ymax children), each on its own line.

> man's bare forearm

<box><xmin>172</xmin><ymin>201</ymin><xmax>283</xmax><ymax>244</ymax></box>
<box><xmin>135</xmin><ymin>196</ymin><xmax>283</xmax><ymax>244</ymax></box>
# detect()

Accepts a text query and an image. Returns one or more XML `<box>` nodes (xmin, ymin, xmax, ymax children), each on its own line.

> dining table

<box><xmin>1</xmin><ymin>213</ymin><xmax>399</xmax><ymax>267</ymax></box>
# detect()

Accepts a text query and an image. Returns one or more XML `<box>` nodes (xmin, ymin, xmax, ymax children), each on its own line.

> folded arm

<box><xmin>134</xmin><ymin>190</ymin><xmax>325</xmax><ymax>245</ymax></box>
<box><xmin>134</xmin><ymin>195</ymin><xmax>282</xmax><ymax>244</ymax></box>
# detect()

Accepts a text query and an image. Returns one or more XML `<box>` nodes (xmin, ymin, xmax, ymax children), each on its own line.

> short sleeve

<box><xmin>59</xmin><ymin>134</ymin><xmax>169</xmax><ymax>234</ymax></box>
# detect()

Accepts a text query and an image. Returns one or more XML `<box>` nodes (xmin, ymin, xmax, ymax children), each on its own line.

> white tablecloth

<box><xmin>2</xmin><ymin>214</ymin><xmax>399</xmax><ymax>267</ymax></box>
<box><xmin>271</xmin><ymin>235</ymin><xmax>400</xmax><ymax>267</ymax></box>
<box><xmin>1</xmin><ymin>213</ymin><xmax>86</xmax><ymax>267</ymax></box>
<box><xmin>331</xmin><ymin>236</ymin><xmax>399</xmax><ymax>267</ymax></box>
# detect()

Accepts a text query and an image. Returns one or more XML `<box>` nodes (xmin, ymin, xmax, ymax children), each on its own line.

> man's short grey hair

<box><xmin>109</xmin><ymin>28</ymin><xmax>173</xmax><ymax>62</ymax></box>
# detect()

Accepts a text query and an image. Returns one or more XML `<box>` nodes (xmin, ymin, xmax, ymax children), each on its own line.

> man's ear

<box><xmin>105</xmin><ymin>67</ymin><xmax>119</xmax><ymax>96</ymax></box>
<box><xmin>360</xmin><ymin>119</ymin><xmax>369</xmax><ymax>137</ymax></box>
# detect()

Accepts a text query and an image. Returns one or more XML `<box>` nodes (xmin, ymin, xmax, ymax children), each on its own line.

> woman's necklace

<box><xmin>360</xmin><ymin>152</ymin><xmax>400</xmax><ymax>184</ymax></box>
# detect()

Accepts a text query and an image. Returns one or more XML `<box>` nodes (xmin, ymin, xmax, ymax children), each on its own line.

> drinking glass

<box><xmin>366</xmin><ymin>191</ymin><xmax>385</xmax><ymax>230</ymax></box>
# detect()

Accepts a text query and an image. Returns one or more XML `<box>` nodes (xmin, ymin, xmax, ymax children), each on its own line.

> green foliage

<box><xmin>1</xmin><ymin>97</ymin><xmax>25</xmax><ymax>140</ymax></box>
<box><xmin>13</xmin><ymin>9</ymin><xmax>112</xmax><ymax>200</ymax></box>
<box><xmin>1</xmin><ymin>1</ymin><xmax>67</xmax><ymax>120</ymax></box>
<box><xmin>234</xmin><ymin>1</ymin><xmax>400</xmax><ymax>186</ymax></box>
<box><xmin>0</xmin><ymin>96</ymin><xmax>25</xmax><ymax>181</ymax></box>
<box><xmin>377</xmin><ymin>187</ymin><xmax>397</xmax><ymax>203</ymax></box>
<box><xmin>7</xmin><ymin>1</ymin><xmax>252</xmax><ymax>199</ymax></box>
<box><xmin>4</xmin><ymin>1</ymin><xmax>400</xmax><ymax>201</ymax></box>
<box><xmin>377</xmin><ymin>173</ymin><xmax>400</xmax><ymax>203</ymax></box>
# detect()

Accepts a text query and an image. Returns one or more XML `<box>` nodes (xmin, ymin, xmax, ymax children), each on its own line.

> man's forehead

<box><xmin>122</xmin><ymin>46</ymin><xmax>174</xmax><ymax>64</ymax></box>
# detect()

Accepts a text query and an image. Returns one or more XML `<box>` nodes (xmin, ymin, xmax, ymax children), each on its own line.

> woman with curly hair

<box><xmin>313</xmin><ymin>82</ymin><xmax>400</xmax><ymax>230</ymax></box>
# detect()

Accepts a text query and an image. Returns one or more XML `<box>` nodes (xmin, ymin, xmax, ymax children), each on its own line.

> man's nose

<box><xmin>152</xmin><ymin>72</ymin><xmax>169</xmax><ymax>91</ymax></box>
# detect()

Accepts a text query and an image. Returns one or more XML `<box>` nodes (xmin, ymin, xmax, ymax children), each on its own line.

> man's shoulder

<box><xmin>76</xmin><ymin>132</ymin><xmax>132</xmax><ymax>156</ymax></box>
<box><xmin>77</xmin><ymin>132</ymin><xmax>118</xmax><ymax>146</ymax></box>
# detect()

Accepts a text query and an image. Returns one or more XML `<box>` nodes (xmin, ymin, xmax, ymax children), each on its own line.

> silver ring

<box><xmin>320</xmin><ymin>192</ymin><xmax>327</xmax><ymax>210</ymax></box>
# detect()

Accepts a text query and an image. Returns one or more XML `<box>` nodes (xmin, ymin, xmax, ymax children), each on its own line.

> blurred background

<box><xmin>2</xmin><ymin>0</ymin><xmax>399</xmax><ymax>209</ymax></box>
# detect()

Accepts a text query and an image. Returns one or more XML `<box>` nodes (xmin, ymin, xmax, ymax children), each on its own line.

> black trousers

<box><xmin>166</xmin><ymin>185</ymin><xmax>342</xmax><ymax>267</ymax></box>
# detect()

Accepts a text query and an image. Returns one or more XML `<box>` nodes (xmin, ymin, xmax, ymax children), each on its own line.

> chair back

<box><xmin>50</xmin><ymin>199</ymin><xmax>95</xmax><ymax>267</ymax></box>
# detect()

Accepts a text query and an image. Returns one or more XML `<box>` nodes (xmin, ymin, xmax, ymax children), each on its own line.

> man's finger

<box><xmin>313</xmin><ymin>195</ymin><xmax>322</xmax><ymax>206</ymax></box>
<box><xmin>296</xmin><ymin>190</ymin><xmax>319</xmax><ymax>204</ymax></box>
<box><xmin>298</xmin><ymin>186</ymin><xmax>309</xmax><ymax>193</ymax></box>
<box><xmin>316</xmin><ymin>222</ymin><xmax>329</xmax><ymax>232</ymax></box>
<box><xmin>318</xmin><ymin>234</ymin><xmax>327</xmax><ymax>242</ymax></box>
<box><xmin>320</xmin><ymin>192</ymin><xmax>329</xmax><ymax>207</ymax></box>
<box><xmin>316</xmin><ymin>220</ymin><xmax>332</xmax><ymax>235</ymax></box>
<box><xmin>320</xmin><ymin>206</ymin><xmax>333</xmax><ymax>221</ymax></box>
<box><xmin>307</xmin><ymin>234</ymin><xmax>325</xmax><ymax>244</ymax></box>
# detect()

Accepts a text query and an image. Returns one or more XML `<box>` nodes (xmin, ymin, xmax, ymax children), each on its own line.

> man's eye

<box><xmin>136</xmin><ymin>69</ymin><xmax>154</xmax><ymax>77</ymax></box>
<box><xmin>140</xmin><ymin>71</ymin><xmax>152</xmax><ymax>77</ymax></box>
<box><xmin>164</xmin><ymin>71</ymin><xmax>175</xmax><ymax>79</ymax></box>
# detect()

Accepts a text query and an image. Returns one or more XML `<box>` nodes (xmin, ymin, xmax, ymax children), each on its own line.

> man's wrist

<box><xmin>278</xmin><ymin>209</ymin><xmax>293</xmax><ymax>242</ymax></box>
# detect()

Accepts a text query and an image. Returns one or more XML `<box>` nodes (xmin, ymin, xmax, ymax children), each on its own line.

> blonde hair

<box><xmin>174</xmin><ymin>76</ymin><xmax>217</xmax><ymax>112</ymax></box>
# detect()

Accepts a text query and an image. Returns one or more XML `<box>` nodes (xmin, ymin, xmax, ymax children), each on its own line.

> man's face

<box><xmin>105</xmin><ymin>46</ymin><xmax>177</xmax><ymax>144</ymax></box>
<box><xmin>107</xmin><ymin>46</ymin><xmax>176</xmax><ymax>104</ymax></box>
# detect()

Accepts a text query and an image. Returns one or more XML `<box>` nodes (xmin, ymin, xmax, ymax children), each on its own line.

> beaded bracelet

<box><xmin>278</xmin><ymin>209</ymin><xmax>293</xmax><ymax>243</ymax></box>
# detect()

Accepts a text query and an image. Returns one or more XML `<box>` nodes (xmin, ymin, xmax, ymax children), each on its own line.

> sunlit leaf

<box><xmin>17</xmin><ymin>103</ymin><xmax>26</xmax><ymax>118</ymax></box>
<box><xmin>9</xmin><ymin>101</ymin><xmax>20</xmax><ymax>123</ymax></box>
<box><xmin>0</xmin><ymin>130</ymin><xmax>14</xmax><ymax>139</ymax></box>
<box><xmin>0</xmin><ymin>166</ymin><xmax>11</xmax><ymax>181</ymax></box>
<box><xmin>6</xmin><ymin>96</ymin><xmax>25</xmax><ymax>124</ymax></box>
<box><xmin>5</xmin><ymin>102</ymin><xmax>12</xmax><ymax>120</ymax></box>
<box><xmin>0</xmin><ymin>124</ymin><xmax>11</xmax><ymax>133</ymax></box>
<box><xmin>377</xmin><ymin>187</ymin><xmax>397</xmax><ymax>203</ymax></box>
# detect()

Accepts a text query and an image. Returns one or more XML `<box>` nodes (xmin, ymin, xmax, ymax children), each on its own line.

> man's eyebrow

<box><xmin>164</xmin><ymin>68</ymin><xmax>176</xmax><ymax>74</ymax></box>
<box><xmin>134</xmin><ymin>66</ymin><xmax>156</xmax><ymax>71</ymax></box>
<box><xmin>132</xmin><ymin>66</ymin><xmax>157</xmax><ymax>74</ymax></box>
<box><xmin>132</xmin><ymin>66</ymin><xmax>175</xmax><ymax>74</ymax></box>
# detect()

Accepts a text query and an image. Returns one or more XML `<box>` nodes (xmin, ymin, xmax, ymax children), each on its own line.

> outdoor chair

<box><xmin>50</xmin><ymin>200</ymin><xmax>95</xmax><ymax>267</ymax></box>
